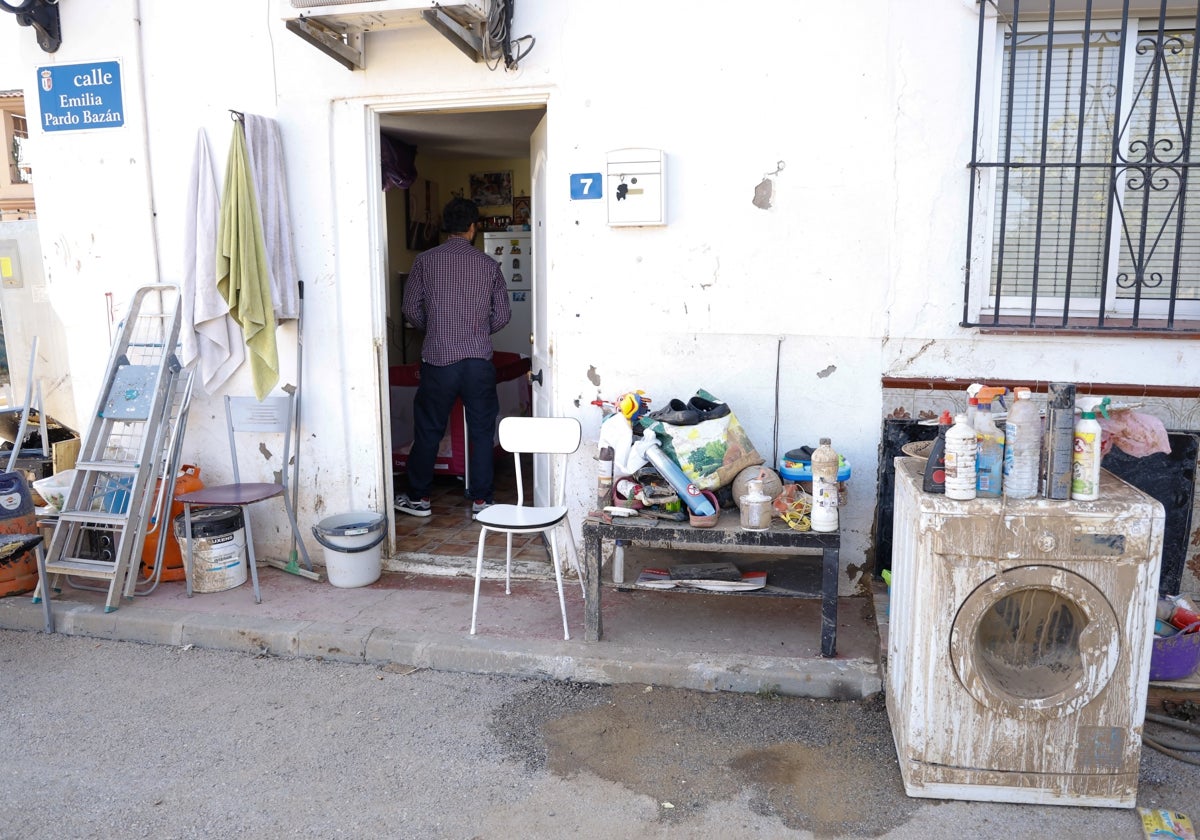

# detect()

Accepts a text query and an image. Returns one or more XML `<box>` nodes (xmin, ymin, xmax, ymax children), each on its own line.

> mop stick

<box><xmin>289</xmin><ymin>280</ymin><xmax>310</xmax><ymax>570</ymax></box>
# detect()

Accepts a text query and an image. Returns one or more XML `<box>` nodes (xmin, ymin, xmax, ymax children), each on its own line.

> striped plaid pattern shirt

<box><xmin>402</xmin><ymin>237</ymin><xmax>511</xmax><ymax>366</ymax></box>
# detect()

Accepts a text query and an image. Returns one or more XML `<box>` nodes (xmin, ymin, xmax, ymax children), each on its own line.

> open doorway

<box><xmin>379</xmin><ymin>105</ymin><xmax>546</xmax><ymax>569</ymax></box>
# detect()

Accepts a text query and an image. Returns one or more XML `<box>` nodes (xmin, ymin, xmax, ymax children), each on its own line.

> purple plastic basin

<box><xmin>1150</xmin><ymin>622</ymin><xmax>1200</xmax><ymax>682</ymax></box>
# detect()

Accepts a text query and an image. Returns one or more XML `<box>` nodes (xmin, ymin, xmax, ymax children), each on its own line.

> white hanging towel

<box><xmin>181</xmin><ymin>129</ymin><xmax>245</xmax><ymax>394</ymax></box>
<box><xmin>242</xmin><ymin>114</ymin><xmax>300</xmax><ymax>321</ymax></box>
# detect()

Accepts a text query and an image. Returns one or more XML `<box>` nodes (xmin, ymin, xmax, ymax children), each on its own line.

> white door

<box><xmin>530</xmin><ymin>113</ymin><xmax>552</xmax><ymax>506</ymax></box>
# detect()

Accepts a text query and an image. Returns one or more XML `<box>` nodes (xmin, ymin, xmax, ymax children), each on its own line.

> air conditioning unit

<box><xmin>283</xmin><ymin>0</ymin><xmax>492</xmax><ymax>70</ymax></box>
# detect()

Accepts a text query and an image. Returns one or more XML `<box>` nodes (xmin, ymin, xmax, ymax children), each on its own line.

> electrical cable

<box><xmin>1143</xmin><ymin>712</ymin><xmax>1200</xmax><ymax>765</ymax></box>
<box><xmin>481</xmin><ymin>0</ymin><xmax>535</xmax><ymax>71</ymax></box>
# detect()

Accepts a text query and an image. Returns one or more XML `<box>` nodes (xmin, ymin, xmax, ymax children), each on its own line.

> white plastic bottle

<box><xmin>1071</xmin><ymin>397</ymin><xmax>1109</xmax><ymax>501</ymax></box>
<box><xmin>810</xmin><ymin>438</ymin><xmax>840</xmax><ymax>532</ymax></box>
<box><xmin>1003</xmin><ymin>387</ymin><xmax>1042</xmax><ymax>499</ymax></box>
<box><xmin>944</xmin><ymin>413</ymin><xmax>977</xmax><ymax>501</ymax></box>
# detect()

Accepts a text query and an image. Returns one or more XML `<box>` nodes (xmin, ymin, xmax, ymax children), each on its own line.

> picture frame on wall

<box><xmin>469</xmin><ymin>171</ymin><xmax>513</xmax><ymax>207</ymax></box>
<box><xmin>511</xmin><ymin>195</ymin><xmax>531</xmax><ymax>226</ymax></box>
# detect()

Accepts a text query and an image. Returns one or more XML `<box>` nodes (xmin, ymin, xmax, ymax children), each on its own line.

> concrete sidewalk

<box><xmin>0</xmin><ymin>549</ymin><xmax>885</xmax><ymax>699</ymax></box>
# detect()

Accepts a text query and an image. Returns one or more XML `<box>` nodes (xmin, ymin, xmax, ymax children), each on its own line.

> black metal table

<box><xmin>581</xmin><ymin>511</ymin><xmax>842</xmax><ymax>656</ymax></box>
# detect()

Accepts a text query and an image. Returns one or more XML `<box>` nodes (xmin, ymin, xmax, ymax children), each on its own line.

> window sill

<box><xmin>968</xmin><ymin>315</ymin><xmax>1200</xmax><ymax>338</ymax></box>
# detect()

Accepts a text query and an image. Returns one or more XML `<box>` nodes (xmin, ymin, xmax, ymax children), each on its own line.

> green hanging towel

<box><xmin>217</xmin><ymin>120</ymin><xmax>278</xmax><ymax>400</ymax></box>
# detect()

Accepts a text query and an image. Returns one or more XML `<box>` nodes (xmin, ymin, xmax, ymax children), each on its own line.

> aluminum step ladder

<box><xmin>126</xmin><ymin>362</ymin><xmax>195</xmax><ymax>596</ymax></box>
<box><xmin>38</xmin><ymin>285</ymin><xmax>184</xmax><ymax>614</ymax></box>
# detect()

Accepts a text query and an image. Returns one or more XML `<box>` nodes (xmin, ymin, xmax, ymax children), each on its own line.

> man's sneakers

<box><xmin>395</xmin><ymin>494</ymin><xmax>432</xmax><ymax>517</ymax></box>
<box><xmin>471</xmin><ymin>499</ymin><xmax>494</xmax><ymax>519</ymax></box>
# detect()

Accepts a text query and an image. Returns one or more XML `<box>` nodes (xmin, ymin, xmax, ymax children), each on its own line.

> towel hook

<box><xmin>229</xmin><ymin>109</ymin><xmax>244</xmax><ymax>122</ymax></box>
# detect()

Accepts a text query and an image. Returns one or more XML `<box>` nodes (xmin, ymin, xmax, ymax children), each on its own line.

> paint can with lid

<box><xmin>173</xmin><ymin>506</ymin><xmax>247</xmax><ymax>593</ymax></box>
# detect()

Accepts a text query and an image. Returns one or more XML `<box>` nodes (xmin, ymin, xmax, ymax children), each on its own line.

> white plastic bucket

<box><xmin>173</xmin><ymin>506</ymin><xmax>247</xmax><ymax>593</ymax></box>
<box><xmin>312</xmin><ymin>511</ymin><xmax>386</xmax><ymax>588</ymax></box>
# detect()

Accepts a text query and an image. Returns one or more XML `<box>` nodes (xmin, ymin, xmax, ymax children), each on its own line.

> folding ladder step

<box><xmin>54</xmin><ymin>509</ymin><xmax>131</xmax><ymax>526</ymax></box>
<box><xmin>44</xmin><ymin>556</ymin><xmax>118</xmax><ymax>578</ymax></box>
<box><xmin>74</xmin><ymin>460</ymin><xmax>140</xmax><ymax>473</ymax></box>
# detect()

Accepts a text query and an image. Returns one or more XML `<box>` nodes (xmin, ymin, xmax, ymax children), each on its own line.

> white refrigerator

<box><xmin>482</xmin><ymin>231</ymin><xmax>532</xmax><ymax>356</ymax></box>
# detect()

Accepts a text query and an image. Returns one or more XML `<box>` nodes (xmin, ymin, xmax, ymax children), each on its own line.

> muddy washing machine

<box><xmin>887</xmin><ymin>457</ymin><xmax>1164</xmax><ymax>808</ymax></box>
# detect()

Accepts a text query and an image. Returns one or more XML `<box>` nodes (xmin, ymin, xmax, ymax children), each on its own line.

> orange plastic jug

<box><xmin>139</xmin><ymin>465</ymin><xmax>203</xmax><ymax>582</ymax></box>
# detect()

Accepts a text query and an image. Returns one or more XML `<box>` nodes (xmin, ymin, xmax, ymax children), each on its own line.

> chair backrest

<box><xmin>498</xmin><ymin>416</ymin><xmax>581</xmax><ymax>455</ymax></box>
<box><xmin>224</xmin><ymin>394</ymin><xmax>294</xmax><ymax>486</ymax></box>
<box><xmin>499</xmin><ymin>417</ymin><xmax>580</xmax><ymax>508</ymax></box>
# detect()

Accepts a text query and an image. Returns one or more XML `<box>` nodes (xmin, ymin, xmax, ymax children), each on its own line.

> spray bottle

<box><xmin>1071</xmin><ymin>396</ymin><xmax>1110</xmax><ymax>501</ymax></box>
<box><xmin>965</xmin><ymin>383</ymin><xmax>983</xmax><ymax>429</ymax></box>
<box><xmin>973</xmin><ymin>386</ymin><xmax>1007</xmax><ymax>498</ymax></box>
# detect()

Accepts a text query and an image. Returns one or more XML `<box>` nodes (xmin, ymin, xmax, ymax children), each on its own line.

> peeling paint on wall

<box><xmin>587</xmin><ymin>365</ymin><xmax>601</xmax><ymax>387</ymax></box>
<box><xmin>817</xmin><ymin>365</ymin><xmax>836</xmax><ymax>379</ymax></box>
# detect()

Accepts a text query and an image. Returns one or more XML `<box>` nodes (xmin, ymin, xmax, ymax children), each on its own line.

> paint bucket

<box><xmin>312</xmin><ymin>511</ymin><xmax>385</xmax><ymax>588</ymax></box>
<box><xmin>173</xmin><ymin>506</ymin><xmax>247</xmax><ymax>593</ymax></box>
<box><xmin>1149</xmin><ymin>622</ymin><xmax>1200</xmax><ymax>682</ymax></box>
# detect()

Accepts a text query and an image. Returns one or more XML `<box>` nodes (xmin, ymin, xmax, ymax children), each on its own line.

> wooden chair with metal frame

<box><xmin>471</xmin><ymin>416</ymin><xmax>583</xmax><ymax>640</ymax></box>
<box><xmin>174</xmin><ymin>393</ymin><xmax>311</xmax><ymax>603</ymax></box>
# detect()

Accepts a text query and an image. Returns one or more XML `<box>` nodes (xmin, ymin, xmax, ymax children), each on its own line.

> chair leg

<box><xmin>242</xmin><ymin>507</ymin><xmax>261</xmax><ymax>604</ymax></box>
<box><xmin>471</xmin><ymin>526</ymin><xmax>488</xmax><ymax>635</ymax></box>
<box><xmin>34</xmin><ymin>542</ymin><xmax>52</xmax><ymax>634</ymax></box>
<box><xmin>548</xmin><ymin>529</ymin><xmax>570</xmax><ymax>641</ymax></box>
<box><xmin>183</xmin><ymin>504</ymin><xmax>195</xmax><ymax>598</ymax></box>
<box><xmin>504</xmin><ymin>532</ymin><xmax>513</xmax><ymax>595</ymax></box>
<box><xmin>562</xmin><ymin>522</ymin><xmax>586</xmax><ymax>601</ymax></box>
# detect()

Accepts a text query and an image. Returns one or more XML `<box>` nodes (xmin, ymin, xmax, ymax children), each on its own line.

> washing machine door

<box><xmin>950</xmin><ymin>565</ymin><xmax>1121</xmax><ymax>720</ymax></box>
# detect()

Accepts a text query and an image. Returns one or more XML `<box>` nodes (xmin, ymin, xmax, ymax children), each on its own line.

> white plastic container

<box><xmin>1071</xmin><ymin>397</ymin><xmax>1108</xmax><ymax>501</ymax></box>
<box><xmin>944</xmin><ymin>413</ymin><xmax>977</xmax><ymax>501</ymax></box>
<box><xmin>312</xmin><ymin>511</ymin><xmax>386</xmax><ymax>588</ymax></box>
<box><xmin>739</xmin><ymin>477</ymin><xmax>772</xmax><ymax>531</ymax></box>
<box><xmin>1003</xmin><ymin>387</ymin><xmax>1042</xmax><ymax>499</ymax></box>
<box><xmin>810</xmin><ymin>438</ymin><xmax>839</xmax><ymax>532</ymax></box>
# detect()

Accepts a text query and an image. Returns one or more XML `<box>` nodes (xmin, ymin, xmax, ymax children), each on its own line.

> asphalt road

<box><xmin>2</xmin><ymin>630</ymin><xmax>1197</xmax><ymax>839</ymax></box>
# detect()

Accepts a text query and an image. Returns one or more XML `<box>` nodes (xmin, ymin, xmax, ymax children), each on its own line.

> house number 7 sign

<box><xmin>569</xmin><ymin>173</ymin><xmax>603</xmax><ymax>200</ymax></box>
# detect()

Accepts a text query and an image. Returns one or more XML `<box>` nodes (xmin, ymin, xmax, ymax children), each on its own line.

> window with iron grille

<box><xmin>965</xmin><ymin>1</ymin><xmax>1200</xmax><ymax>332</ymax></box>
<box><xmin>11</xmin><ymin>113</ymin><xmax>31</xmax><ymax>185</ymax></box>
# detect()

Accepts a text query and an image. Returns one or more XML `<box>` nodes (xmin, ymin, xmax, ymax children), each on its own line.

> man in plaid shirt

<box><xmin>396</xmin><ymin>198</ymin><xmax>511</xmax><ymax>519</ymax></box>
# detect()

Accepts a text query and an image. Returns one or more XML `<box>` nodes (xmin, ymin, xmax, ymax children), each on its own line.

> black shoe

<box><xmin>687</xmin><ymin>395</ymin><xmax>730</xmax><ymax>421</ymax></box>
<box><xmin>646</xmin><ymin>398</ymin><xmax>701</xmax><ymax>426</ymax></box>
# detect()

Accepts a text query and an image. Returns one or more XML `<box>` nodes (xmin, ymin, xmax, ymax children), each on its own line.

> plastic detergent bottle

<box><xmin>944</xmin><ymin>413</ymin><xmax>977</xmax><ymax>501</ymax></box>
<box><xmin>973</xmin><ymin>386</ymin><xmax>1006</xmax><ymax>498</ymax></box>
<box><xmin>1071</xmin><ymin>396</ymin><xmax>1110</xmax><ymax>501</ymax></box>
<box><xmin>810</xmin><ymin>438</ymin><xmax>840</xmax><ymax>532</ymax></box>
<box><xmin>1002</xmin><ymin>387</ymin><xmax>1042</xmax><ymax>499</ymax></box>
<box><xmin>922</xmin><ymin>410</ymin><xmax>954</xmax><ymax>494</ymax></box>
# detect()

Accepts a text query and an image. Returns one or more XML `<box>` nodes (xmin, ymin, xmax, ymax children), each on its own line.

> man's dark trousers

<box><xmin>407</xmin><ymin>358</ymin><xmax>499</xmax><ymax>502</ymax></box>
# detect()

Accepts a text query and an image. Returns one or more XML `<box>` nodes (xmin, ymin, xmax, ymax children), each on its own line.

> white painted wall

<box><xmin>1</xmin><ymin>0</ymin><xmax>1193</xmax><ymax>593</ymax></box>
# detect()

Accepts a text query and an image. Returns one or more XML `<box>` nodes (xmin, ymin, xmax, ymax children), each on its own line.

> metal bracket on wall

<box><xmin>283</xmin><ymin>3</ymin><xmax>487</xmax><ymax>71</ymax></box>
<box><xmin>0</xmin><ymin>0</ymin><xmax>62</xmax><ymax>53</ymax></box>
<box><xmin>420</xmin><ymin>8</ymin><xmax>482</xmax><ymax>62</ymax></box>
<box><xmin>285</xmin><ymin>16</ymin><xmax>364</xmax><ymax>71</ymax></box>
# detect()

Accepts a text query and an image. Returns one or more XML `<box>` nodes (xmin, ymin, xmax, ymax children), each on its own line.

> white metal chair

<box><xmin>471</xmin><ymin>416</ymin><xmax>582</xmax><ymax>640</ymax></box>
<box><xmin>175</xmin><ymin>394</ymin><xmax>311</xmax><ymax>603</ymax></box>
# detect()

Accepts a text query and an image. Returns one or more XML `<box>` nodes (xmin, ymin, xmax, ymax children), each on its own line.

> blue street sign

<box><xmin>36</xmin><ymin>61</ymin><xmax>125</xmax><ymax>132</ymax></box>
<box><xmin>569</xmin><ymin>173</ymin><xmax>603</xmax><ymax>200</ymax></box>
